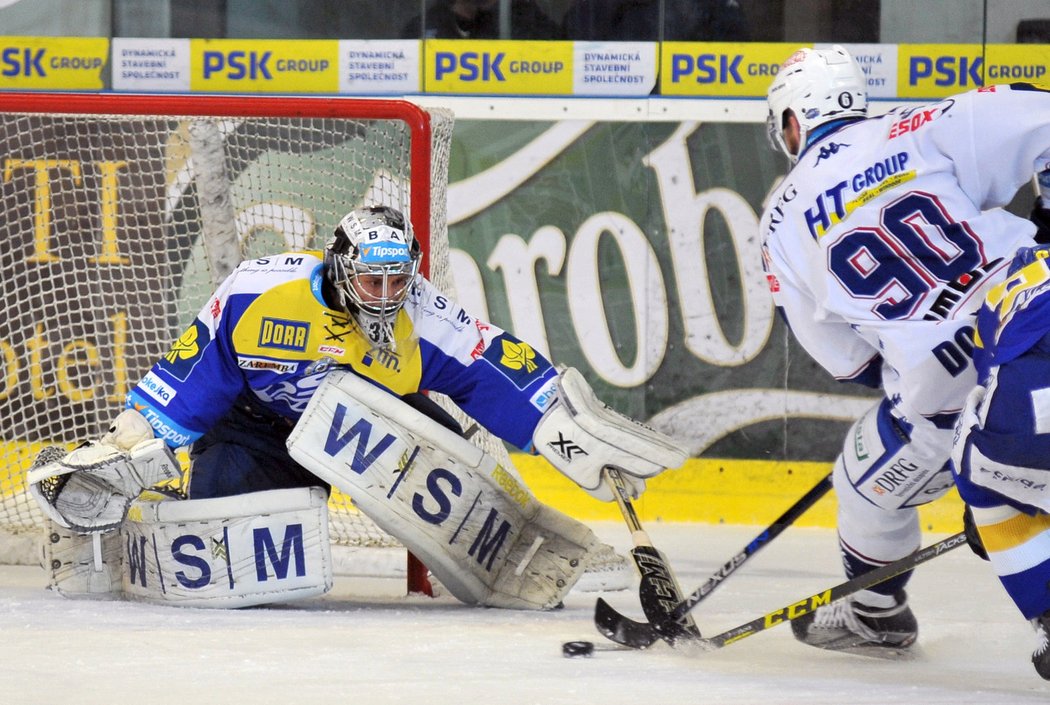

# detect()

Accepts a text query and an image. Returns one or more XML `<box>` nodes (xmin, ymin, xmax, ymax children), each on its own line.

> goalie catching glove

<box><xmin>28</xmin><ymin>409</ymin><xmax>182</xmax><ymax>533</ymax></box>
<box><xmin>532</xmin><ymin>367</ymin><xmax>687</xmax><ymax>501</ymax></box>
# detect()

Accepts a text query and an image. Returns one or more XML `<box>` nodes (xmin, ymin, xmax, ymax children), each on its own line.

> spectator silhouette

<box><xmin>402</xmin><ymin>0</ymin><xmax>564</xmax><ymax>39</ymax></box>
<box><xmin>563</xmin><ymin>0</ymin><xmax>749</xmax><ymax>41</ymax></box>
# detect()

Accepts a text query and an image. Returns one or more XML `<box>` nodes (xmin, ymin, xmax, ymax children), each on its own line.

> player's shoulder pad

<box><xmin>224</xmin><ymin>251</ymin><xmax>322</xmax><ymax>294</ymax></box>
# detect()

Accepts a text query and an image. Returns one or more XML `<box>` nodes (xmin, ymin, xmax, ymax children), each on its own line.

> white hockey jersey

<box><xmin>760</xmin><ymin>83</ymin><xmax>1050</xmax><ymax>431</ymax></box>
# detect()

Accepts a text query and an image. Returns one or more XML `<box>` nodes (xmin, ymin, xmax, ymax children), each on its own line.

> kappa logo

<box><xmin>547</xmin><ymin>432</ymin><xmax>588</xmax><ymax>462</ymax></box>
<box><xmin>815</xmin><ymin>142</ymin><xmax>848</xmax><ymax>164</ymax></box>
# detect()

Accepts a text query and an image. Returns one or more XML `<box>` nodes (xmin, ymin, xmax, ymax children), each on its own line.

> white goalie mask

<box><xmin>766</xmin><ymin>45</ymin><xmax>868</xmax><ymax>162</ymax></box>
<box><xmin>325</xmin><ymin>205</ymin><xmax>421</xmax><ymax>347</ymax></box>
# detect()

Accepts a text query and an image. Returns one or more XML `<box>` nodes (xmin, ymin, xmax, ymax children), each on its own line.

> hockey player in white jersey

<box><xmin>760</xmin><ymin>45</ymin><xmax>1050</xmax><ymax>653</ymax></box>
<box><xmin>29</xmin><ymin>205</ymin><xmax>685</xmax><ymax>609</ymax></box>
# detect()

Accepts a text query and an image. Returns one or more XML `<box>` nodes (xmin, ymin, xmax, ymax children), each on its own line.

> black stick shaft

<box><xmin>605</xmin><ymin>468</ymin><xmax>699</xmax><ymax>641</ymax></box>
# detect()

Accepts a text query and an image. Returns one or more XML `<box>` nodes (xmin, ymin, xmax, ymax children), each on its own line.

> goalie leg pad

<box><xmin>41</xmin><ymin>520</ymin><xmax>123</xmax><ymax>597</ymax></box>
<box><xmin>120</xmin><ymin>487</ymin><xmax>332</xmax><ymax>608</ymax></box>
<box><xmin>532</xmin><ymin>367</ymin><xmax>687</xmax><ymax>501</ymax></box>
<box><xmin>287</xmin><ymin>370</ymin><xmax>599</xmax><ymax>610</ymax></box>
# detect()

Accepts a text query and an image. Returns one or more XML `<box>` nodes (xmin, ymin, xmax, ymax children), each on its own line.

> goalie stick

<box><xmin>600</xmin><ymin>530</ymin><xmax>969</xmax><ymax>651</ymax></box>
<box><xmin>605</xmin><ymin>467</ymin><xmax>701</xmax><ymax>643</ymax></box>
<box><xmin>595</xmin><ymin>472</ymin><xmax>833</xmax><ymax>648</ymax></box>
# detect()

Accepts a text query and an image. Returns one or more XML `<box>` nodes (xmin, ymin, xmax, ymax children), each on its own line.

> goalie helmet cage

<box><xmin>0</xmin><ymin>91</ymin><xmax>463</xmax><ymax>594</ymax></box>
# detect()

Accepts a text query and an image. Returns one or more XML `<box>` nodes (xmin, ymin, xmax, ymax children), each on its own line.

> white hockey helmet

<box><xmin>766</xmin><ymin>45</ymin><xmax>868</xmax><ymax>162</ymax></box>
<box><xmin>325</xmin><ymin>205</ymin><xmax>421</xmax><ymax>344</ymax></box>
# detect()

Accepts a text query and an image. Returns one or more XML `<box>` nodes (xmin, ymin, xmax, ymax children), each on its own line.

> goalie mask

<box><xmin>325</xmin><ymin>205</ymin><xmax>421</xmax><ymax>347</ymax></box>
<box><xmin>766</xmin><ymin>44</ymin><xmax>867</xmax><ymax>162</ymax></box>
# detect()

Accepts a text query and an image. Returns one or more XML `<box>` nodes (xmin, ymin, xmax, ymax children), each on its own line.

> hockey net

<box><xmin>0</xmin><ymin>93</ymin><xmax>453</xmax><ymax>587</ymax></box>
<box><xmin>0</xmin><ymin>93</ymin><xmax>628</xmax><ymax>594</ymax></box>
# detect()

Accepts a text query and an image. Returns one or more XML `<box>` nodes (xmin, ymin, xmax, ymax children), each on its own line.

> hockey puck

<box><xmin>562</xmin><ymin>640</ymin><xmax>595</xmax><ymax>658</ymax></box>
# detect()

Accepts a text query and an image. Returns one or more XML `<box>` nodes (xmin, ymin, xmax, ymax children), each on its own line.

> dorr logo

<box><xmin>258</xmin><ymin>317</ymin><xmax>309</xmax><ymax>352</ymax></box>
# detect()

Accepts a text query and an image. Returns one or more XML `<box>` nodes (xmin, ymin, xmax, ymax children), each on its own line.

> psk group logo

<box><xmin>660</xmin><ymin>42</ymin><xmax>799</xmax><ymax>97</ymax></box>
<box><xmin>899</xmin><ymin>44</ymin><xmax>1048</xmax><ymax>98</ymax></box>
<box><xmin>190</xmin><ymin>39</ymin><xmax>338</xmax><ymax>92</ymax></box>
<box><xmin>158</xmin><ymin>319</ymin><xmax>212</xmax><ymax>382</ymax></box>
<box><xmin>425</xmin><ymin>40</ymin><xmax>573</xmax><ymax>94</ymax></box>
<box><xmin>481</xmin><ymin>335</ymin><xmax>551</xmax><ymax>389</ymax></box>
<box><xmin>0</xmin><ymin>37</ymin><xmax>108</xmax><ymax>89</ymax></box>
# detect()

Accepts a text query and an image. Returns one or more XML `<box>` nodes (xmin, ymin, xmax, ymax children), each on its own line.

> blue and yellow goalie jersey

<box><xmin>126</xmin><ymin>252</ymin><xmax>559</xmax><ymax>451</ymax></box>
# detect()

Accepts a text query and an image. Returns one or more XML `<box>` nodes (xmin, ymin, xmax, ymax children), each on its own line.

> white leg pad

<box><xmin>41</xmin><ymin>520</ymin><xmax>123</xmax><ymax>597</ymax></box>
<box><xmin>287</xmin><ymin>370</ymin><xmax>599</xmax><ymax>610</ymax></box>
<box><xmin>121</xmin><ymin>487</ymin><xmax>333</xmax><ymax>608</ymax></box>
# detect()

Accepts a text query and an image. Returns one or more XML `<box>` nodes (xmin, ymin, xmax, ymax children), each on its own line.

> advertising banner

<box><xmin>424</xmin><ymin>39</ymin><xmax>574</xmax><ymax>94</ymax></box>
<box><xmin>188</xmin><ymin>38</ymin><xmax>339</xmax><ymax>93</ymax></box>
<box><xmin>112</xmin><ymin>38</ymin><xmax>191</xmax><ymax>92</ymax></box>
<box><xmin>4</xmin><ymin>38</ymin><xmax>1042</xmax><ymax>99</ymax></box>
<box><xmin>0</xmin><ymin>36</ymin><xmax>107</xmax><ymax>90</ymax></box>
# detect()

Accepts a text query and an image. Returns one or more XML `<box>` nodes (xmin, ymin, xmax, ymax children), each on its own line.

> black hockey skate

<box><xmin>1032</xmin><ymin>611</ymin><xmax>1050</xmax><ymax>680</ymax></box>
<box><xmin>791</xmin><ymin>591</ymin><xmax>917</xmax><ymax>656</ymax></box>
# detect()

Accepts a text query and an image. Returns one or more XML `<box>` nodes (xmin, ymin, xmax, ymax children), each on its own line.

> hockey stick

<box><xmin>604</xmin><ymin>467</ymin><xmax>701</xmax><ymax>644</ymax></box>
<box><xmin>632</xmin><ymin>531</ymin><xmax>968</xmax><ymax>653</ymax></box>
<box><xmin>595</xmin><ymin>472</ymin><xmax>834</xmax><ymax>648</ymax></box>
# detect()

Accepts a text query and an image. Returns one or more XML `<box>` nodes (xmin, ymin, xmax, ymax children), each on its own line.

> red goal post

<box><xmin>0</xmin><ymin>92</ymin><xmax>457</xmax><ymax>592</ymax></box>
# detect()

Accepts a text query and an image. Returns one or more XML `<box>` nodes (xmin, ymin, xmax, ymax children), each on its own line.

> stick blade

<box><xmin>593</xmin><ymin>597</ymin><xmax>661</xmax><ymax>649</ymax></box>
<box><xmin>630</xmin><ymin>545</ymin><xmax>702</xmax><ymax>643</ymax></box>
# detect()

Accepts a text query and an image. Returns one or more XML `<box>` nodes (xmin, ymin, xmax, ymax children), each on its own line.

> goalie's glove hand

<box><xmin>532</xmin><ymin>367</ymin><xmax>687</xmax><ymax>502</ymax></box>
<box><xmin>27</xmin><ymin>410</ymin><xmax>181</xmax><ymax>533</ymax></box>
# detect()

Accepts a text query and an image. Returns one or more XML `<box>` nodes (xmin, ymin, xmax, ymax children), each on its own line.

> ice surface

<box><xmin>0</xmin><ymin>523</ymin><xmax>1045</xmax><ymax>705</ymax></box>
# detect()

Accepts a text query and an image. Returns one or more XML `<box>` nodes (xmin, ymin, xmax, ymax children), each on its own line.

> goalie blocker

<box><xmin>532</xmin><ymin>367</ymin><xmax>687</xmax><ymax>502</ymax></box>
<box><xmin>287</xmin><ymin>369</ymin><xmax>602</xmax><ymax>610</ymax></box>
